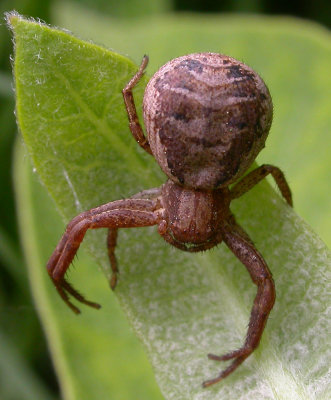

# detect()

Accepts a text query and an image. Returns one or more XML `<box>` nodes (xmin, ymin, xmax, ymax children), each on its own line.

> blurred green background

<box><xmin>0</xmin><ymin>1</ymin><xmax>330</xmax><ymax>399</ymax></box>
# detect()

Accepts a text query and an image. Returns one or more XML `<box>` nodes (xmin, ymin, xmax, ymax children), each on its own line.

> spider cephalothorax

<box><xmin>47</xmin><ymin>53</ymin><xmax>292</xmax><ymax>387</ymax></box>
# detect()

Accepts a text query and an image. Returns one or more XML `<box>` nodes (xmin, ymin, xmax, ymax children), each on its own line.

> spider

<box><xmin>47</xmin><ymin>53</ymin><xmax>292</xmax><ymax>387</ymax></box>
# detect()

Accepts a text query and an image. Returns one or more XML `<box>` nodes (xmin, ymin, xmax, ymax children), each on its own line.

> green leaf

<box><xmin>9</xmin><ymin>11</ymin><xmax>331</xmax><ymax>400</ymax></box>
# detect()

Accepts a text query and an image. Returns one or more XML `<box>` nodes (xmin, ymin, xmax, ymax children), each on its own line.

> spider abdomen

<box><xmin>143</xmin><ymin>53</ymin><xmax>273</xmax><ymax>190</ymax></box>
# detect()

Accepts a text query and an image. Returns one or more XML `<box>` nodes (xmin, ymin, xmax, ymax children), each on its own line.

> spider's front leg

<box><xmin>107</xmin><ymin>228</ymin><xmax>119</xmax><ymax>290</ymax></box>
<box><xmin>107</xmin><ymin>187</ymin><xmax>163</xmax><ymax>290</ymax></box>
<box><xmin>203</xmin><ymin>219</ymin><xmax>275</xmax><ymax>387</ymax></box>
<box><xmin>47</xmin><ymin>197</ymin><xmax>162</xmax><ymax>314</ymax></box>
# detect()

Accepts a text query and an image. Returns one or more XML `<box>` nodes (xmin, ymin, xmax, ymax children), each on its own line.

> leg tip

<box><xmin>202</xmin><ymin>376</ymin><xmax>223</xmax><ymax>388</ymax></box>
<box><xmin>207</xmin><ymin>353</ymin><xmax>222</xmax><ymax>361</ymax></box>
<box><xmin>87</xmin><ymin>301</ymin><xmax>102</xmax><ymax>310</ymax></box>
<box><xmin>110</xmin><ymin>274</ymin><xmax>118</xmax><ymax>290</ymax></box>
<box><xmin>68</xmin><ymin>303</ymin><xmax>81</xmax><ymax>315</ymax></box>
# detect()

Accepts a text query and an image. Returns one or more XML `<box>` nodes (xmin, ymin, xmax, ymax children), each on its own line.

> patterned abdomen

<box><xmin>143</xmin><ymin>53</ymin><xmax>273</xmax><ymax>190</ymax></box>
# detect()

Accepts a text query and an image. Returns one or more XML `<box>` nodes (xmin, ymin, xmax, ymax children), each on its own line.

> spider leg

<box><xmin>53</xmin><ymin>278</ymin><xmax>100</xmax><ymax>314</ymax></box>
<box><xmin>230</xmin><ymin>164</ymin><xmax>293</xmax><ymax>206</ymax></box>
<box><xmin>122</xmin><ymin>55</ymin><xmax>152</xmax><ymax>155</ymax></box>
<box><xmin>107</xmin><ymin>228</ymin><xmax>118</xmax><ymax>289</ymax></box>
<box><xmin>203</xmin><ymin>219</ymin><xmax>275</xmax><ymax>387</ymax></box>
<box><xmin>47</xmin><ymin>197</ymin><xmax>161</xmax><ymax>313</ymax></box>
<box><xmin>107</xmin><ymin>187</ymin><xmax>163</xmax><ymax>290</ymax></box>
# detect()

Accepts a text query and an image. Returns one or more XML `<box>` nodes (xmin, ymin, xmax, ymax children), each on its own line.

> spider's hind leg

<box><xmin>122</xmin><ymin>55</ymin><xmax>152</xmax><ymax>155</ymax></box>
<box><xmin>230</xmin><ymin>164</ymin><xmax>292</xmax><ymax>206</ymax></box>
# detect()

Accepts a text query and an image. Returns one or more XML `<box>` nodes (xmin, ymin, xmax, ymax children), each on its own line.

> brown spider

<box><xmin>47</xmin><ymin>53</ymin><xmax>292</xmax><ymax>387</ymax></box>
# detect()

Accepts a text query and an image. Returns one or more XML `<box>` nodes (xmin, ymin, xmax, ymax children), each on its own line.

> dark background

<box><xmin>0</xmin><ymin>0</ymin><xmax>329</xmax><ymax>397</ymax></box>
